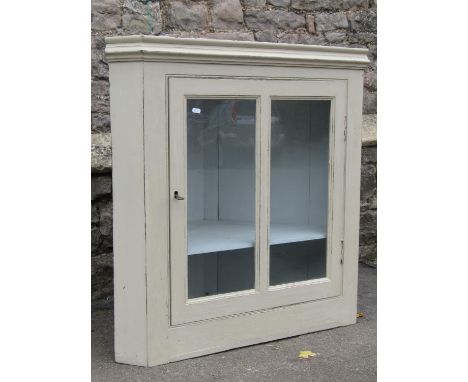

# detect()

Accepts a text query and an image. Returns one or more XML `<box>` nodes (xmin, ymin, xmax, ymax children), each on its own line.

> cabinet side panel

<box><xmin>143</xmin><ymin>63</ymin><xmax>171</xmax><ymax>365</ymax></box>
<box><xmin>109</xmin><ymin>62</ymin><xmax>148</xmax><ymax>366</ymax></box>
<box><xmin>342</xmin><ymin>70</ymin><xmax>364</xmax><ymax>325</ymax></box>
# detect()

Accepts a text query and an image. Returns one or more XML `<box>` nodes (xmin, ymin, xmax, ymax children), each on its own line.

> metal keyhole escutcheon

<box><xmin>174</xmin><ymin>191</ymin><xmax>185</xmax><ymax>200</ymax></box>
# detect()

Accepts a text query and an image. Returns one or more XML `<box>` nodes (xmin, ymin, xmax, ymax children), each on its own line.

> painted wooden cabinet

<box><xmin>106</xmin><ymin>36</ymin><xmax>369</xmax><ymax>366</ymax></box>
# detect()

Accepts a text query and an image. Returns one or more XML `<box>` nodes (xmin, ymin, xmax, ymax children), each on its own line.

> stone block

<box><xmin>92</xmin><ymin>175</ymin><xmax>113</xmax><ymax>200</ymax></box>
<box><xmin>363</xmin><ymin>89</ymin><xmax>377</xmax><ymax>114</ymax></box>
<box><xmin>166</xmin><ymin>1</ymin><xmax>209</xmax><ymax>31</ymax></box>
<box><xmin>92</xmin><ymin>12</ymin><xmax>121</xmax><ymax>32</ymax></box>
<box><xmin>278</xmin><ymin>32</ymin><xmax>326</xmax><ymax>45</ymax></box>
<box><xmin>91</xmin><ymin>253</ymin><xmax>113</xmax><ymax>276</ymax></box>
<box><xmin>91</xmin><ymin>226</ymin><xmax>101</xmax><ymax>253</ymax></box>
<box><xmin>349</xmin><ymin>9</ymin><xmax>377</xmax><ymax>32</ymax></box>
<box><xmin>362</xmin><ymin>145</ymin><xmax>377</xmax><ymax>164</ymax></box>
<box><xmin>306</xmin><ymin>15</ymin><xmax>315</xmax><ymax>34</ymax></box>
<box><xmin>368</xmin><ymin>43</ymin><xmax>377</xmax><ymax>61</ymax></box>
<box><xmin>324</xmin><ymin>30</ymin><xmax>347</xmax><ymax>44</ymax></box>
<box><xmin>369</xmin><ymin>194</ymin><xmax>377</xmax><ymax>210</ymax></box>
<box><xmin>166</xmin><ymin>31</ymin><xmax>202</xmax><ymax>39</ymax></box>
<box><xmin>123</xmin><ymin>0</ymin><xmax>149</xmax><ymax>14</ymax></box>
<box><xmin>91</xmin><ymin>205</ymin><xmax>100</xmax><ymax>224</ymax></box>
<box><xmin>92</xmin><ymin>0</ymin><xmax>121</xmax><ymax>15</ymax></box>
<box><xmin>359</xmin><ymin>243</ymin><xmax>376</xmax><ymax>267</ymax></box>
<box><xmin>267</xmin><ymin>0</ymin><xmax>290</xmax><ymax>7</ymax></box>
<box><xmin>91</xmin><ymin>36</ymin><xmax>109</xmax><ymax>79</ymax></box>
<box><xmin>291</xmin><ymin>0</ymin><xmax>341</xmax><ymax>11</ymax></box>
<box><xmin>100</xmin><ymin>235</ymin><xmax>114</xmax><ymax>255</ymax></box>
<box><xmin>92</xmin><ymin>58</ymin><xmax>109</xmax><ymax>80</ymax></box>
<box><xmin>364</xmin><ymin>69</ymin><xmax>377</xmax><ymax>91</ymax></box>
<box><xmin>91</xmin><ymin>252</ymin><xmax>114</xmax><ymax>303</ymax></box>
<box><xmin>212</xmin><ymin>0</ymin><xmax>244</xmax><ymax>30</ymax></box>
<box><xmin>91</xmin><ymin>97</ymin><xmax>110</xmax><ymax>114</ymax></box>
<box><xmin>122</xmin><ymin>12</ymin><xmax>152</xmax><ymax>34</ymax></box>
<box><xmin>255</xmin><ymin>30</ymin><xmax>277</xmax><ymax>42</ymax></box>
<box><xmin>360</xmin><ymin>163</ymin><xmax>376</xmax><ymax>202</ymax></box>
<box><xmin>92</xmin><ymin>79</ymin><xmax>110</xmax><ymax>98</ymax></box>
<box><xmin>315</xmin><ymin>12</ymin><xmax>348</xmax><ymax>32</ymax></box>
<box><xmin>151</xmin><ymin>2</ymin><xmax>163</xmax><ymax>34</ymax></box>
<box><xmin>359</xmin><ymin>209</ymin><xmax>376</xmax><ymax>241</ymax></box>
<box><xmin>92</xmin><ymin>133</ymin><xmax>112</xmax><ymax>174</ymax></box>
<box><xmin>348</xmin><ymin>31</ymin><xmax>376</xmax><ymax>45</ymax></box>
<box><xmin>342</xmin><ymin>0</ymin><xmax>369</xmax><ymax>9</ymax></box>
<box><xmin>123</xmin><ymin>2</ymin><xmax>162</xmax><ymax>34</ymax></box>
<box><xmin>91</xmin><ymin>113</ymin><xmax>111</xmax><ymax>133</ymax></box>
<box><xmin>245</xmin><ymin>9</ymin><xmax>305</xmax><ymax>31</ymax></box>
<box><xmin>203</xmin><ymin>32</ymin><xmax>255</xmax><ymax>41</ymax></box>
<box><xmin>362</xmin><ymin>113</ymin><xmax>377</xmax><ymax>146</ymax></box>
<box><xmin>244</xmin><ymin>0</ymin><xmax>266</xmax><ymax>7</ymax></box>
<box><xmin>99</xmin><ymin>202</ymin><xmax>113</xmax><ymax>236</ymax></box>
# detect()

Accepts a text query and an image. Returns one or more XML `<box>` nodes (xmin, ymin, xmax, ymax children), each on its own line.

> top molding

<box><xmin>105</xmin><ymin>35</ymin><xmax>370</xmax><ymax>69</ymax></box>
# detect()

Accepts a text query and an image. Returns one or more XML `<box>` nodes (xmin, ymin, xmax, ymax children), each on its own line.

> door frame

<box><xmin>169</xmin><ymin>76</ymin><xmax>347</xmax><ymax>325</ymax></box>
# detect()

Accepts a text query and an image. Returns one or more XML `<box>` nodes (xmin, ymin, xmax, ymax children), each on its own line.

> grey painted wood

<box><xmin>169</xmin><ymin>77</ymin><xmax>345</xmax><ymax>325</ymax></box>
<box><xmin>109</xmin><ymin>62</ymin><xmax>148</xmax><ymax>366</ymax></box>
<box><xmin>105</xmin><ymin>36</ymin><xmax>370</xmax><ymax>69</ymax></box>
<box><xmin>107</xmin><ymin>36</ymin><xmax>367</xmax><ymax>366</ymax></box>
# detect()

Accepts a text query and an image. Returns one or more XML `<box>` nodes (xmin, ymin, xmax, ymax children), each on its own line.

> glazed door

<box><xmin>169</xmin><ymin>77</ymin><xmax>346</xmax><ymax>325</ymax></box>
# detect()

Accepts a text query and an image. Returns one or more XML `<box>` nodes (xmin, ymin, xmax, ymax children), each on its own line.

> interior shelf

<box><xmin>188</xmin><ymin>220</ymin><xmax>326</xmax><ymax>255</ymax></box>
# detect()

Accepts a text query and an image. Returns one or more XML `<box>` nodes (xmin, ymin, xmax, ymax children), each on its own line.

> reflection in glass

<box><xmin>187</xmin><ymin>99</ymin><xmax>256</xmax><ymax>298</ymax></box>
<box><xmin>269</xmin><ymin>100</ymin><xmax>331</xmax><ymax>286</ymax></box>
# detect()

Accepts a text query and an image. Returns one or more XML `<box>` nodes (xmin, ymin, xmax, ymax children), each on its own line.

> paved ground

<box><xmin>92</xmin><ymin>265</ymin><xmax>376</xmax><ymax>382</ymax></box>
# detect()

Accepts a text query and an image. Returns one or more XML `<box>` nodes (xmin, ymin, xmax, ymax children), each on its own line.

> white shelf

<box><xmin>188</xmin><ymin>220</ymin><xmax>326</xmax><ymax>255</ymax></box>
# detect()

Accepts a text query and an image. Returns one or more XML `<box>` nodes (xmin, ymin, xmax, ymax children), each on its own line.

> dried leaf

<box><xmin>356</xmin><ymin>312</ymin><xmax>365</xmax><ymax>318</ymax></box>
<box><xmin>298</xmin><ymin>350</ymin><xmax>317</xmax><ymax>359</ymax></box>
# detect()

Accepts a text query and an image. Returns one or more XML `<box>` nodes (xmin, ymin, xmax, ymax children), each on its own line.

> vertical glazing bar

<box><xmin>254</xmin><ymin>97</ymin><xmax>261</xmax><ymax>291</ymax></box>
<box><xmin>258</xmin><ymin>94</ymin><xmax>271</xmax><ymax>291</ymax></box>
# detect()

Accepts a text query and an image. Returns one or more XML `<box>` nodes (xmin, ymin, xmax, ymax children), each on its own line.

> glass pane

<box><xmin>187</xmin><ymin>99</ymin><xmax>256</xmax><ymax>298</ymax></box>
<box><xmin>269</xmin><ymin>100</ymin><xmax>330</xmax><ymax>286</ymax></box>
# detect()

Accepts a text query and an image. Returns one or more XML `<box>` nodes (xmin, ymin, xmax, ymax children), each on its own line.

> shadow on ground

<box><xmin>92</xmin><ymin>265</ymin><xmax>376</xmax><ymax>382</ymax></box>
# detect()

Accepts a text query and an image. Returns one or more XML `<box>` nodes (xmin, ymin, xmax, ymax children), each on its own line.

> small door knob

<box><xmin>174</xmin><ymin>191</ymin><xmax>185</xmax><ymax>200</ymax></box>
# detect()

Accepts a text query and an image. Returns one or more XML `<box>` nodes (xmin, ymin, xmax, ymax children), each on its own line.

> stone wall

<box><xmin>91</xmin><ymin>0</ymin><xmax>377</xmax><ymax>306</ymax></box>
<box><xmin>360</xmin><ymin>144</ymin><xmax>377</xmax><ymax>267</ymax></box>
